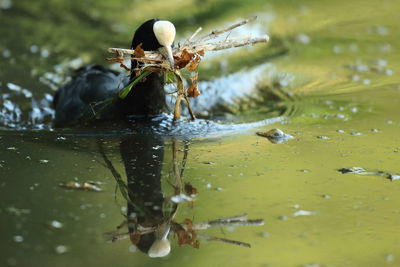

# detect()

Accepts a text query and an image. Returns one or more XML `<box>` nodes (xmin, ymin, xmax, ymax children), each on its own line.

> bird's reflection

<box><xmin>120</xmin><ymin>134</ymin><xmax>173</xmax><ymax>257</ymax></box>
<box><xmin>99</xmin><ymin>131</ymin><xmax>263</xmax><ymax>258</ymax></box>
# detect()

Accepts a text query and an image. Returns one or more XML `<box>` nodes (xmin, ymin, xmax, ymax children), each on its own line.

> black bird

<box><xmin>53</xmin><ymin>19</ymin><xmax>176</xmax><ymax>127</ymax></box>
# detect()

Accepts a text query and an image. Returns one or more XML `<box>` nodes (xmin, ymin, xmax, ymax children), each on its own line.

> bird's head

<box><xmin>131</xmin><ymin>19</ymin><xmax>176</xmax><ymax>69</ymax></box>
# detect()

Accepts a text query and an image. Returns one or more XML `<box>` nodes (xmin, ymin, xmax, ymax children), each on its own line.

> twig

<box><xmin>187</xmin><ymin>27</ymin><xmax>203</xmax><ymax>43</ymax></box>
<box><xmin>108</xmin><ymin>16</ymin><xmax>269</xmax><ymax>66</ymax></box>
<box><xmin>194</xmin><ymin>16</ymin><xmax>258</xmax><ymax>43</ymax></box>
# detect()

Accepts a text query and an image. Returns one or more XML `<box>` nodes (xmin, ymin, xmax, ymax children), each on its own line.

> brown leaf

<box><xmin>197</xmin><ymin>50</ymin><xmax>205</xmax><ymax>57</ymax></box>
<box><xmin>187</xmin><ymin>61</ymin><xmax>199</xmax><ymax>71</ymax></box>
<box><xmin>174</xmin><ymin>49</ymin><xmax>194</xmax><ymax>69</ymax></box>
<box><xmin>187</xmin><ymin>74</ymin><xmax>201</xmax><ymax>98</ymax></box>
<box><xmin>187</xmin><ymin>54</ymin><xmax>203</xmax><ymax>71</ymax></box>
<box><xmin>133</xmin><ymin>44</ymin><xmax>145</xmax><ymax>58</ymax></box>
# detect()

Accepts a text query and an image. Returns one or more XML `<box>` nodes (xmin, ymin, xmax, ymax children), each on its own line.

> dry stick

<box><xmin>201</xmin><ymin>37</ymin><xmax>270</xmax><ymax>51</ymax></box>
<box><xmin>192</xmin><ymin>16</ymin><xmax>258</xmax><ymax>44</ymax></box>
<box><xmin>187</xmin><ymin>27</ymin><xmax>203</xmax><ymax>43</ymax></box>
<box><xmin>109</xmin><ymin>35</ymin><xmax>269</xmax><ymax>61</ymax></box>
<box><xmin>108</xmin><ymin>16</ymin><xmax>268</xmax><ymax>61</ymax></box>
<box><xmin>108</xmin><ymin>48</ymin><xmax>160</xmax><ymax>57</ymax></box>
<box><xmin>174</xmin><ymin>71</ymin><xmax>196</xmax><ymax>120</ymax></box>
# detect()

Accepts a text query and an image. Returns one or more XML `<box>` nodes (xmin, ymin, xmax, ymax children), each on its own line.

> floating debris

<box><xmin>279</xmin><ymin>215</ymin><xmax>288</xmax><ymax>221</ymax></box>
<box><xmin>317</xmin><ymin>136</ymin><xmax>330</xmax><ymax>140</ymax></box>
<box><xmin>59</xmin><ymin>181</ymin><xmax>103</xmax><ymax>192</ymax></box>
<box><xmin>388</xmin><ymin>174</ymin><xmax>400</xmax><ymax>181</ymax></box>
<box><xmin>386</xmin><ymin>254</ymin><xmax>395</xmax><ymax>263</ymax></box>
<box><xmin>49</xmin><ymin>220</ymin><xmax>64</xmax><ymax>229</ymax></box>
<box><xmin>338</xmin><ymin>167</ymin><xmax>400</xmax><ymax>181</ymax></box>
<box><xmin>39</xmin><ymin>159</ymin><xmax>49</xmax><ymax>164</ymax></box>
<box><xmin>55</xmin><ymin>245</ymin><xmax>69</xmax><ymax>254</ymax></box>
<box><xmin>350</xmin><ymin>132</ymin><xmax>362</xmax><ymax>136</ymax></box>
<box><xmin>260</xmin><ymin>232</ymin><xmax>270</xmax><ymax>238</ymax></box>
<box><xmin>338</xmin><ymin>167</ymin><xmax>366</xmax><ymax>174</ymax></box>
<box><xmin>293</xmin><ymin>210</ymin><xmax>317</xmax><ymax>217</ymax></box>
<box><xmin>256</xmin><ymin>128</ymin><xmax>293</xmax><ymax>144</ymax></box>
<box><xmin>7</xmin><ymin>206</ymin><xmax>30</xmax><ymax>216</ymax></box>
<box><xmin>336</xmin><ymin>129</ymin><xmax>345</xmax><ymax>133</ymax></box>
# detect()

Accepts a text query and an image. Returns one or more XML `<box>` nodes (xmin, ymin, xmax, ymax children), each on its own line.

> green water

<box><xmin>1</xmin><ymin>0</ymin><xmax>400</xmax><ymax>266</ymax></box>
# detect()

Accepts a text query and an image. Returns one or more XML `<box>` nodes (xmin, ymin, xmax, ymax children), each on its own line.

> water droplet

<box><xmin>50</xmin><ymin>220</ymin><xmax>63</xmax><ymax>229</ymax></box>
<box><xmin>6</xmin><ymin>83</ymin><xmax>21</xmax><ymax>92</ymax></box>
<box><xmin>30</xmin><ymin>45</ymin><xmax>39</xmax><ymax>53</ymax></box>
<box><xmin>55</xmin><ymin>245</ymin><xmax>69</xmax><ymax>254</ymax></box>
<box><xmin>2</xmin><ymin>49</ymin><xmax>11</xmax><ymax>57</ymax></box>
<box><xmin>13</xmin><ymin>235</ymin><xmax>24</xmax><ymax>243</ymax></box>
<box><xmin>40</xmin><ymin>49</ymin><xmax>50</xmax><ymax>58</ymax></box>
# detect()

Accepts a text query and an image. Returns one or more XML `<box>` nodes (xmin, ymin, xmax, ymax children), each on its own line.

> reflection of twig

<box><xmin>104</xmin><ymin>231</ymin><xmax>130</xmax><ymax>242</ymax></box>
<box><xmin>96</xmin><ymin>139</ymin><xmax>151</xmax><ymax>217</ymax></box>
<box><xmin>180</xmin><ymin>141</ymin><xmax>190</xmax><ymax>178</ymax></box>
<box><xmin>104</xmin><ymin>226</ymin><xmax>157</xmax><ymax>243</ymax></box>
<box><xmin>197</xmin><ymin>234</ymin><xmax>251</xmax><ymax>248</ymax></box>
<box><xmin>171</xmin><ymin>139</ymin><xmax>182</xmax><ymax>195</ymax></box>
<box><xmin>186</xmin><ymin>214</ymin><xmax>264</xmax><ymax>230</ymax></box>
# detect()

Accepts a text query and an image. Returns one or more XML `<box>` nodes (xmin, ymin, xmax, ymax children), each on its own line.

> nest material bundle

<box><xmin>107</xmin><ymin>16</ymin><xmax>270</xmax><ymax>121</ymax></box>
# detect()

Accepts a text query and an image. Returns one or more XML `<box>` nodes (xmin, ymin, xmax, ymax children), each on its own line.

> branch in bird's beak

<box><xmin>158</xmin><ymin>45</ymin><xmax>174</xmax><ymax>70</ymax></box>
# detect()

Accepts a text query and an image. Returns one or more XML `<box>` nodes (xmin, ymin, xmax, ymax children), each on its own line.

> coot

<box><xmin>53</xmin><ymin>19</ymin><xmax>176</xmax><ymax>127</ymax></box>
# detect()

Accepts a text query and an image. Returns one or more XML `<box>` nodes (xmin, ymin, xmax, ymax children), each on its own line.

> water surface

<box><xmin>1</xmin><ymin>0</ymin><xmax>400</xmax><ymax>266</ymax></box>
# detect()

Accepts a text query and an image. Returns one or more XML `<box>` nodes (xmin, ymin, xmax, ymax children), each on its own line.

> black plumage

<box><xmin>53</xmin><ymin>19</ymin><xmax>168</xmax><ymax>127</ymax></box>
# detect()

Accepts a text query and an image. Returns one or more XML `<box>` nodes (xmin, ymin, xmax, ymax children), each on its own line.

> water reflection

<box><xmin>98</xmin><ymin>133</ymin><xmax>263</xmax><ymax>257</ymax></box>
